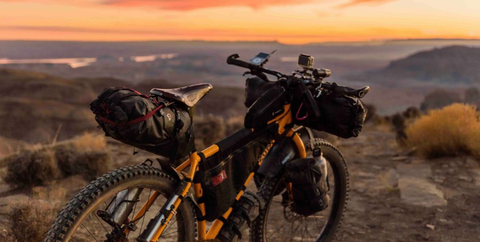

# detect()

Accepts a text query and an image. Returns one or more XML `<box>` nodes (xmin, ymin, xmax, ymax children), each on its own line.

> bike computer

<box><xmin>250</xmin><ymin>52</ymin><xmax>271</xmax><ymax>66</ymax></box>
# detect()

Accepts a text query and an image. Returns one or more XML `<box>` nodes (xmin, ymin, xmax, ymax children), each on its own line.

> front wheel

<box><xmin>251</xmin><ymin>139</ymin><xmax>349</xmax><ymax>242</ymax></box>
<box><xmin>45</xmin><ymin>165</ymin><xmax>196</xmax><ymax>242</ymax></box>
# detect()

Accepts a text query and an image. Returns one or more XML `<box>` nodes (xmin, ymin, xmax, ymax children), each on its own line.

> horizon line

<box><xmin>1</xmin><ymin>38</ymin><xmax>480</xmax><ymax>45</ymax></box>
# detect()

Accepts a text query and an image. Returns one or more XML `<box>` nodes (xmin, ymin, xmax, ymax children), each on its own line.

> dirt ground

<box><xmin>334</xmin><ymin>126</ymin><xmax>480</xmax><ymax>242</ymax></box>
<box><xmin>1</xmin><ymin>126</ymin><xmax>479</xmax><ymax>241</ymax></box>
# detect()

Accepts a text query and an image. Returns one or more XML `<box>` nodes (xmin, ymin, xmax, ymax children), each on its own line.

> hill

<box><xmin>0</xmin><ymin>68</ymin><xmax>245</xmax><ymax>144</ymax></box>
<box><xmin>364</xmin><ymin>46</ymin><xmax>480</xmax><ymax>86</ymax></box>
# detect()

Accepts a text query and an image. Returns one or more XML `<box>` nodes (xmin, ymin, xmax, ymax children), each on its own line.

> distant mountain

<box><xmin>365</xmin><ymin>46</ymin><xmax>480</xmax><ymax>86</ymax></box>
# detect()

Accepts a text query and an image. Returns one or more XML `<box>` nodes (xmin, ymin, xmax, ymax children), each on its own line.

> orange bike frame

<box><xmin>130</xmin><ymin>104</ymin><xmax>307</xmax><ymax>241</ymax></box>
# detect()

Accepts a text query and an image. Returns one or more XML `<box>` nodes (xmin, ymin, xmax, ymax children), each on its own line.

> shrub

<box><xmin>363</xmin><ymin>103</ymin><xmax>377</xmax><ymax>123</ymax></box>
<box><xmin>8</xmin><ymin>200</ymin><xmax>59</xmax><ymax>242</ymax></box>
<box><xmin>464</xmin><ymin>87</ymin><xmax>480</xmax><ymax>104</ymax></box>
<box><xmin>56</xmin><ymin>145</ymin><xmax>111</xmax><ymax>181</ymax></box>
<box><xmin>4</xmin><ymin>149</ymin><xmax>60</xmax><ymax>188</ymax></box>
<box><xmin>194</xmin><ymin>114</ymin><xmax>226</xmax><ymax>149</ymax></box>
<box><xmin>420</xmin><ymin>89</ymin><xmax>462</xmax><ymax>112</ymax></box>
<box><xmin>3</xmin><ymin>133</ymin><xmax>111</xmax><ymax>188</ymax></box>
<box><xmin>225</xmin><ymin>116</ymin><xmax>244</xmax><ymax>136</ymax></box>
<box><xmin>402</xmin><ymin>106</ymin><xmax>422</xmax><ymax>119</ymax></box>
<box><xmin>406</xmin><ymin>104</ymin><xmax>480</xmax><ymax>158</ymax></box>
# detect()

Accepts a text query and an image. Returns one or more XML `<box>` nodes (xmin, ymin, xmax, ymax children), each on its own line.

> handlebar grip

<box><xmin>334</xmin><ymin>85</ymin><xmax>370</xmax><ymax>98</ymax></box>
<box><xmin>227</xmin><ymin>54</ymin><xmax>252</xmax><ymax>69</ymax></box>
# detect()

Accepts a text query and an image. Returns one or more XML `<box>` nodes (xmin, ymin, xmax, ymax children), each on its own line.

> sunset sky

<box><xmin>0</xmin><ymin>0</ymin><xmax>479</xmax><ymax>44</ymax></box>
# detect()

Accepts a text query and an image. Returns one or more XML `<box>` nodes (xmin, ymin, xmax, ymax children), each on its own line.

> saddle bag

<box><xmin>90</xmin><ymin>87</ymin><xmax>195</xmax><ymax>159</ymax></box>
<box><xmin>294</xmin><ymin>90</ymin><xmax>366</xmax><ymax>139</ymax></box>
<box><xmin>285</xmin><ymin>157</ymin><xmax>329</xmax><ymax>216</ymax></box>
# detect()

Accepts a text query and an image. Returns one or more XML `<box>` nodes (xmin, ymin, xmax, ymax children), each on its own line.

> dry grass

<box><xmin>4</xmin><ymin>149</ymin><xmax>61</xmax><ymax>188</ymax></box>
<box><xmin>2</xmin><ymin>133</ymin><xmax>111</xmax><ymax>188</ymax></box>
<box><xmin>406</xmin><ymin>104</ymin><xmax>480</xmax><ymax>158</ymax></box>
<box><xmin>193</xmin><ymin>114</ymin><xmax>245</xmax><ymax>149</ymax></box>
<box><xmin>7</xmin><ymin>200</ymin><xmax>59</xmax><ymax>242</ymax></box>
<box><xmin>70</xmin><ymin>133</ymin><xmax>107</xmax><ymax>151</ymax></box>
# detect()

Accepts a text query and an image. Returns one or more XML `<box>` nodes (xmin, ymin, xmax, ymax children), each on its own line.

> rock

<box><xmin>473</xmin><ymin>170</ymin><xmax>480</xmax><ymax>187</ymax></box>
<box><xmin>397</xmin><ymin>163</ymin><xmax>432</xmax><ymax>179</ymax></box>
<box><xmin>425</xmin><ymin>224</ymin><xmax>435</xmax><ymax>230</ymax></box>
<box><xmin>458</xmin><ymin>175</ymin><xmax>472</xmax><ymax>182</ymax></box>
<box><xmin>372</xmin><ymin>165</ymin><xmax>383</xmax><ymax>170</ymax></box>
<box><xmin>391</xmin><ymin>156</ymin><xmax>410</xmax><ymax>161</ymax></box>
<box><xmin>397</xmin><ymin>163</ymin><xmax>447</xmax><ymax>207</ymax></box>
<box><xmin>379</xmin><ymin>168</ymin><xmax>399</xmax><ymax>188</ymax></box>
<box><xmin>434</xmin><ymin>176</ymin><xmax>446</xmax><ymax>184</ymax></box>
<box><xmin>465</xmin><ymin>158</ymin><xmax>479</xmax><ymax>168</ymax></box>
<box><xmin>398</xmin><ymin>177</ymin><xmax>447</xmax><ymax>207</ymax></box>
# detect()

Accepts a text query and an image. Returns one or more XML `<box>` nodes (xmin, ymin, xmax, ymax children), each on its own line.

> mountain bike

<box><xmin>45</xmin><ymin>52</ymin><xmax>369</xmax><ymax>242</ymax></box>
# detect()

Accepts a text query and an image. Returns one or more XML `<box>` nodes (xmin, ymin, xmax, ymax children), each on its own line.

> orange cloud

<box><xmin>101</xmin><ymin>0</ymin><xmax>314</xmax><ymax>11</ymax></box>
<box><xmin>338</xmin><ymin>0</ymin><xmax>396</xmax><ymax>8</ymax></box>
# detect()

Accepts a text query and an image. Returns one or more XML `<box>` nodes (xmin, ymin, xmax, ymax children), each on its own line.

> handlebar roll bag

<box><xmin>90</xmin><ymin>87</ymin><xmax>195</xmax><ymax>160</ymax></box>
<box><xmin>294</xmin><ymin>90</ymin><xmax>366</xmax><ymax>139</ymax></box>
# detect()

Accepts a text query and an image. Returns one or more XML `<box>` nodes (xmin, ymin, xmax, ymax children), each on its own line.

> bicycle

<box><xmin>45</xmin><ymin>52</ymin><xmax>369</xmax><ymax>242</ymax></box>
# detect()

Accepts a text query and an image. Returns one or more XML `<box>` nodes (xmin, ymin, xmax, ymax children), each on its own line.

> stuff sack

<box><xmin>90</xmin><ymin>87</ymin><xmax>195</xmax><ymax>159</ymax></box>
<box><xmin>294</xmin><ymin>91</ymin><xmax>366</xmax><ymax>139</ymax></box>
<box><xmin>285</xmin><ymin>158</ymin><xmax>329</xmax><ymax>216</ymax></box>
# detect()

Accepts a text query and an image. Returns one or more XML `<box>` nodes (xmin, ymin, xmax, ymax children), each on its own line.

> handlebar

<box><xmin>227</xmin><ymin>53</ymin><xmax>370</xmax><ymax>99</ymax></box>
<box><xmin>227</xmin><ymin>54</ymin><xmax>285</xmax><ymax>78</ymax></box>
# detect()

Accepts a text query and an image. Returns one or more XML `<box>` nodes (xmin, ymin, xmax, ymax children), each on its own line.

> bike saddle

<box><xmin>150</xmin><ymin>83</ymin><xmax>213</xmax><ymax>107</ymax></box>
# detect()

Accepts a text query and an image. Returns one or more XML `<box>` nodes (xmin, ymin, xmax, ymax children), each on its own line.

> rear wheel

<box><xmin>251</xmin><ymin>139</ymin><xmax>348</xmax><ymax>242</ymax></box>
<box><xmin>45</xmin><ymin>165</ymin><xmax>196</xmax><ymax>242</ymax></box>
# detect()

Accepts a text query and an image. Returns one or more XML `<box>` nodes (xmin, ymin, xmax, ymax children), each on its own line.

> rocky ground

<box><xmin>335</xmin><ymin>126</ymin><xmax>480</xmax><ymax>242</ymax></box>
<box><xmin>0</xmin><ymin>126</ymin><xmax>479</xmax><ymax>241</ymax></box>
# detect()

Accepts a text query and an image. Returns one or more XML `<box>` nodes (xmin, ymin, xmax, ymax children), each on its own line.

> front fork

<box><xmin>137</xmin><ymin>180</ymin><xmax>188</xmax><ymax>242</ymax></box>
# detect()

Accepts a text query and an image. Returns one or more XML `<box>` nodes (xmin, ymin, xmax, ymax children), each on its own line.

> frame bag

<box><xmin>90</xmin><ymin>87</ymin><xmax>195</xmax><ymax>160</ymax></box>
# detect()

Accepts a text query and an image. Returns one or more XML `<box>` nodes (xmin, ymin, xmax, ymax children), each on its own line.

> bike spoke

<box><xmin>93</xmin><ymin>212</ymin><xmax>110</xmax><ymax>234</ymax></box>
<box><xmin>81</xmin><ymin>224</ymin><xmax>99</xmax><ymax>242</ymax></box>
<box><xmin>140</xmin><ymin>189</ymin><xmax>152</xmax><ymax>234</ymax></box>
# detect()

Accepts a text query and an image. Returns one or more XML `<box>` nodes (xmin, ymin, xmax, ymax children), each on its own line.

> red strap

<box><xmin>296</xmin><ymin>102</ymin><xmax>309</xmax><ymax>121</ymax></box>
<box><xmin>98</xmin><ymin>104</ymin><xmax>164</xmax><ymax>127</ymax></box>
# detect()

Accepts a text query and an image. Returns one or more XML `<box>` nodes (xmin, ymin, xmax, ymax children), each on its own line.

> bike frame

<box><xmin>129</xmin><ymin>104</ymin><xmax>307</xmax><ymax>241</ymax></box>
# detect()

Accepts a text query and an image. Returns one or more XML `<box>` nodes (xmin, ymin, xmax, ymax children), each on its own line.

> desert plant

<box><xmin>3</xmin><ymin>133</ymin><xmax>111</xmax><ymax>188</ymax></box>
<box><xmin>406</xmin><ymin>103</ymin><xmax>480</xmax><ymax>158</ymax></box>
<box><xmin>363</xmin><ymin>103</ymin><xmax>377</xmax><ymax>123</ymax></box>
<box><xmin>420</xmin><ymin>89</ymin><xmax>462</xmax><ymax>112</ymax></box>
<box><xmin>55</xmin><ymin>145</ymin><xmax>111</xmax><ymax>181</ymax></box>
<box><xmin>402</xmin><ymin>106</ymin><xmax>422</xmax><ymax>119</ymax></box>
<box><xmin>225</xmin><ymin>116</ymin><xmax>244</xmax><ymax>135</ymax></box>
<box><xmin>464</xmin><ymin>87</ymin><xmax>480</xmax><ymax>104</ymax></box>
<box><xmin>4</xmin><ymin>149</ymin><xmax>60</xmax><ymax>188</ymax></box>
<box><xmin>194</xmin><ymin>114</ymin><xmax>226</xmax><ymax>149</ymax></box>
<box><xmin>8</xmin><ymin>200</ymin><xmax>59</xmax><ymax>242</ymax></box>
